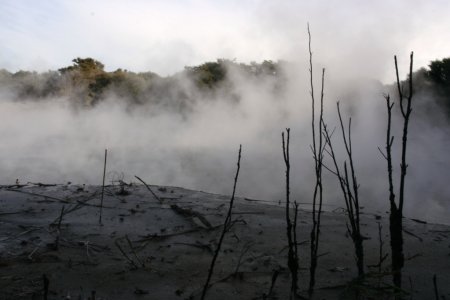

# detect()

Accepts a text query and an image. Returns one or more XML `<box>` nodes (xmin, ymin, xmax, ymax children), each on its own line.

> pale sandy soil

<box><xmin>0</xmin><ymin>183</ymin><xmax>449</xmax><ymax>299</ymax></box>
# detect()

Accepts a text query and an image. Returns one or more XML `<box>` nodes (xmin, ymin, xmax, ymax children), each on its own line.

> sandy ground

<box><xmin>0</xmin><ymin>182</ymin><xmax>449</xmax><ymax>299</ymax></box>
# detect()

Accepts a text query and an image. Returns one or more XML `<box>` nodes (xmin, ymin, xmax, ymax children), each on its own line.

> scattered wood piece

<box><xmin>125</xmin><ymin>235</ymin><xmax>146</xmax><ymax>268</ymax></box>
<box><xmin>405</xmin><ymin>253</ymin><xmax>423</xmax><ymax>261</ymax></box>
<box><xmin>28</xmin><ymin>242</ymin><xmax>42</xmax><ymax>261</ymax></box>
<box><xmin>429</xmin><ymin>230</ymin><xmax>450</xmax><ymax>233</ymax></box>
<box><xmin>0</xmin><ymin>226</ymin><xmax>42</xmax><ymax>242</ymax></box>
<box><xmin>6</xmin><ymin>189</ymin><xmax>70</xmax><ymax>203</ymax></box>
<box><xmin>410</xmin><ymin>218</ymin><xmax>427</xmax><ymax>224</ymax></box>
<box><xmin>233</xmin><ymin>211</ymin><xmax>265</xmax><ymax>215</ymax></box>
<box><xmin>135</xmin><ymin>226</ymin><xmax>221</xmax><ymax>244</ymax></box>
<box><xmin>27</xmin><ymin>182</ymin><xmax>58</xmax><ymax>187</ymax></box>
<box><xmin>328</xmin><ymin>266</ymin><xmax>349</xmax><ymax>273</ymax></box>
<box><xmin>174</xmin><ymin>242</ymin><xmax>213</xmax><ymax>254</ymax></box>
<box><xmin>403</xmin><ymin>229</ymin><xmax>423</xmax><ymax>242</ymax></box>
<box><xmin>53</xmin><ymin>205</ymin><xmax>65</xmax><ymax>250</ymax></box>
<box><xmin>114</xmin><ymin>238</ymin><xmax>139</xmax><ymax>269</ymax></box>
<box><xmin>267</xmin><ymin>269</ymin><xmax>279</xmax><ymax>299</ymax></box>
<box><xmin>135</xmin><ymin>176</ymin><xmax>162</xmax><ymax>203</ymax></box>
<box><xmin>0</xmin><ymin>209</ymin><xmax>34</xmax><ymax>216</ymax></box>
<box><xmin>170</xmin><ymin>204</ymin><xmax>212</xmax><ymax>229</ymax></box>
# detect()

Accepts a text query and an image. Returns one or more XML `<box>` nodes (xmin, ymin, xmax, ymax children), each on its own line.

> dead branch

<box><xmin>282</xmin><ymin>128</ymin><xmax>299</xmax><ymax>299</ymax></box>
<box><xmin>402</xmin><ymin>229</ymin><xmax>423</xmax><ymax>242</ymax></box>
<box><xmin>322</xmin><ymin>102</ymin><xmax>365</xmax><ymax>278</ymax></box>
<box><xmin>385</xmin><ymin>52</ymin><xmax>414</xmax><ymax>292</ymax></box>
<box><xmin>200</xmin><ymin>144</ymin><xmax>242</xmax><ymax>300</ymax></box>
<box><xmin>308</xmin><ymin>23</ymin><xmax>326</xmax><ymax>295</ymax></box>
<box><xmin>135</xmin><ymin>175</ymin><xmax>162</xmax><ymax>203</ymax></box>
<box><xmin>5</xmin><ymin>189</ymin><xmax>70</xmax><ymax>203</ymax></box>
<box><xmin>170</xmin><ymin>204</ymin><xmax>212</xmax><ymax>229</ymax></box>
<box><xmin>53</xmin><ymin>205</ymin><xmax>65</xmax><ymax>250</ymax></box>
<box><xmin>114</xmin><ymin>238</ymin><xmax>140</xmax><ymax>269</ymax></box>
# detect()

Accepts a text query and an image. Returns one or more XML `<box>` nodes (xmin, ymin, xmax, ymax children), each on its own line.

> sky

<box><xmin>1</xmin><ymin>0</ymin><xmax>450</xmax><ymax>82</ymax></box>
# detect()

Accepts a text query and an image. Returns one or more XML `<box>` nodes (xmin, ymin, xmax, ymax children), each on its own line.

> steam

<box><xmin>0</xmin><ymin>60</ymin><xmax>448</xmax><ymax>225</ymax></box>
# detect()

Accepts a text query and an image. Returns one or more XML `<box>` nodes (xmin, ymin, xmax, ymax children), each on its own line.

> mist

<box><xmin>0</xmin><ymin>58</ymin><xmax>449</xmax><ymax>225</ymax></box>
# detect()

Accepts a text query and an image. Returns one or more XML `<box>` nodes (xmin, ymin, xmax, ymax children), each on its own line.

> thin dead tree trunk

<box><xmin>282</xmin><ymin>128</ymin><xmax>299</xmax><ymax>298</ymax></box>
<box><xmin>323</xmin><ymin>102</ymin><xmax>365</xmax><ymax>278</ymax></box>
<box><xmin>380</xmin><ymin>52</ymin><xmax>414</xmax><ymax>294</ymax></box>
<box><xmin>307</xmin><ymin>23</ymin><xmax>326</xmax><ymax>295</ymax></box>
<box><xmin>200</xmin><ymin>145</ymin><xmax>242</xmax><ymax>300</ymax></box>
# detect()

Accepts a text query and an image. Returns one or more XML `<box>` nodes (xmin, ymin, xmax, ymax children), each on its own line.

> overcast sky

<box><xmin>1</xmin><ymin>0</ymin><xmax>449</xmax><ymax>82</ymax></box>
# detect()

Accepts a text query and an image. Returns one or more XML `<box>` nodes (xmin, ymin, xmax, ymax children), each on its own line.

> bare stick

<box><xmin>267</xmin><ymin>270</ymin><xmax>280</xmax><ymax>298</ymax></box>
<box><xmin>115</xmin><ymin>238</ymin><xmax>139</xmax><ymax>269</ymax></box>
<box><xmin>308</xmin><ymin>23</ymin><xmax>325</xmax><ymax>294</ymax></box>
<box><xmin>54</xmin><ymin>205</ymin><xmax>65</xmax><ymax>250</ymax></box>
<box><xmin>135</xmin><ymin>175</ymin><xmax>162</xmax><ymax>203</ymax></box>
<box><xmin>233</xmin><ymin>242</ymin><xmax>254</xmax><ymax>275</ymax></box>
<box><xmin>99</xmin><ymin>149</ymin><xmax>107</xmax><ymax>224</ymax></box>
<box><xmin>200</xmin><ymin>145</ymin><xmax>242</xmax><ymax>300</ymax></box>
<box><xmin>125</xmin><ymin>235</ymin><xmax>145</xmax><ymax>268</ymax></box>
<box><xmin>378</xmin><ymin>222</ymin><xmax>385</xmax><ymax>274</ymax></box>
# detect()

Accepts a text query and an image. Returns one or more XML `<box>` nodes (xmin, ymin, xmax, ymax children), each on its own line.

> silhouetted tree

<box><xmin>381</xmin><ymin>52</ymin><xmax>414</xmax><ymax>296</ymax></box>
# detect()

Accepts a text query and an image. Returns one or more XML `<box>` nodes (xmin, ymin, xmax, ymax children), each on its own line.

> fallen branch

<box><xmin>170</xmin><ymin>204</ymin><xmax>212</xmax><ymax>228</ymax></box>
<box><xmin>114</xmin><ymin>238</ymin><xmax>140</xmax><ymax>269</ymax></box>
<box><xmin>135</xmin><ymin>175</ymin><xmax>162</xmax><ymax>203</ymax></box>
<box><xmin>6</xmin><ymin>189</ymin><xmax>70</xmax><ymax>203</ymax></box>
<box><xmin>403</xmin><ymin>229</ymin><xmax>423</xmax><ymax>242</ymax></box>
<box><xmin>135</xmin><ymin>226</ymin><xmax>221</xmax><ymax>243</ymax></box>
<box><xmin>174</xmin><ymin>242</ymin><xmax>214</xmax><ymax>254</ymax></box>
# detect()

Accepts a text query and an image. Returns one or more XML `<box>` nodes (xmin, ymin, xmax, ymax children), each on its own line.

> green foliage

<box><xmin>59</xmin><ymin>57</ymin><xmax>105</xmax><ymax>75</ymax></box>
<box><xmin>426</xmin><ymin>58</ymin><xmax>450</xmax><ymax>87</ymax></box>
<box><xmin>422</xmin><ymin>57</ymin><xmax>450</xmax><ymax>116</ymax></box>
<box><xmin>184</xmin><ymin>60</ymin><xmax>228</xmax><ymax>88</ymax></box>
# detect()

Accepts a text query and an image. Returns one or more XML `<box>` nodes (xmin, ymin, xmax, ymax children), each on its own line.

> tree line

<box><xmin>0</xmin><ymin>58</ymin><xmax>284</xmax><ymax>110</ymax></box>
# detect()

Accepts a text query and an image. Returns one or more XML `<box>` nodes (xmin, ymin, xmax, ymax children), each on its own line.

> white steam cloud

<box><xmin>0</xmin><ymin>61</ymin><xmax>449</xmax><ymax>225</ymax></box>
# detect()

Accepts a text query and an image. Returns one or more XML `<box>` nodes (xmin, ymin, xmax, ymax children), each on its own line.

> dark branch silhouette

<box><xmin>282</xmin><ymin>128</ymin><xmax>300</xmax><ymax>298</ymax></box>
<box><xmin>308</xmin><ymin>23</ymin><xmax>326</xmax><ymax>295</ymax></box>
<box><xmin>323</xmin><ymin>102</ymin><xmax>364</xmax><ymax>278</ymax></box>
<box><xmin>382</xmin><ymin>52</ymin><xmax>414</xmax><ymax>294</ymax></box>
<box><xmin>201</xmin><ymin>144</ymin><xmax>242</xmax><ymax>300</ymax></box>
